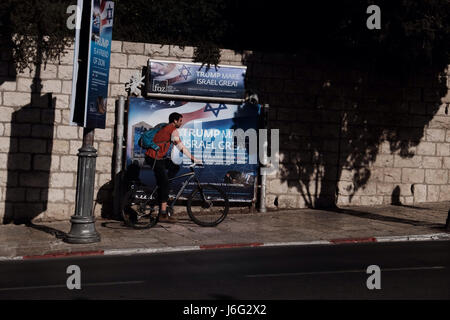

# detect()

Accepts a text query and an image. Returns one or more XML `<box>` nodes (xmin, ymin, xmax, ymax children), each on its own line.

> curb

<box><xmin>1</xmin><ymin>233</ymin><xmax>449</xmax><ymax>261</ymax></box>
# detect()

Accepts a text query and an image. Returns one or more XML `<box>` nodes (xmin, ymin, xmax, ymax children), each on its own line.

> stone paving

<box><xmin>0</xmin><ymin>201</ymin><xmax>449</xmax><ymax>259</ymax></box>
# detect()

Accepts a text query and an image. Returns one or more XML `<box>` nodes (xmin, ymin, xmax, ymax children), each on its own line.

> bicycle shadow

<box><xmin>25</xmin><ymin>221</ymin><xmax>68</xmax><ymax>240</ymax></box>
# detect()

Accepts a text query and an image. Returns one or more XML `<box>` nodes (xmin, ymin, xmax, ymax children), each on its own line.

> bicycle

<box><xmin>121</xmin><ymin>163</ymin><xmax>229</xmax><ymax>229</ymax></box>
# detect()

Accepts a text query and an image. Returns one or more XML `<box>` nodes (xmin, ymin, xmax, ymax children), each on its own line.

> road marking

<box><xmin>0</xmin><ymin>280</ymin><xmax>145</xmax><ymax>292</ymax></box>
<box><xmin>245</xmin><ymin>266</ymin><xmax>446</xmax><ymax>278</ymax></box>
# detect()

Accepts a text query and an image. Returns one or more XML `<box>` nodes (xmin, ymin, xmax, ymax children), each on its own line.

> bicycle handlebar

<box><xmin>189</xmin><ymin>162</ymin><xmax>204</xmax><ymax>169</ymax></box>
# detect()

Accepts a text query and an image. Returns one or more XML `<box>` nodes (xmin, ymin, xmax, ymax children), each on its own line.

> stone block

<box><xmin>277</xmin><ymin>194</ymin><xmax>297</xmax><ymax>208</ymax></box>
<box><xmin>96</xmin><ymin>156</ymin><xmax>112</xmax><ymax>173</ymax></box>
<box><xmin>268</xmin><ymin>179</ymin><xmax>288</xmax><ymax>194</ymax></box>
<box><xmin>42</xmin><ymin>203</ymin><xmax>71</xmax><ymax>221</ymax></box>
<box><xmin>47</xmin><ymin>188</ymin><xmax>65</xmax><ymax>202</ymax></box>
<box><xmin>58</xmin><ymin>50</ymin><xmax>74</xmax><ymax>65</ymax></box>
<box><xmin>374</xmin><ymin>154</ymin><xmax>394</xmax><ymax>167</ymax></box>
<box><xmin>62</xmin><ymin>81</ymin><xmax>73</xmax><ymax>94</ymax></box>
<box><xmin>425</xmin><ymin>169</ymin><xmax>448</xmax><ymax>184</ymax></box>
<box><xmin>52</xmin><ymin>140</ymin><xmax>70</xmax><ymax>154</ymax></box>
<box><xmin>401</xmin><ymin>168</ymin><xmax>424</xmax><ymax>183</ymax></box>
<box><xmin>170</xmin><ymin>45</ymin><xmax>194</xmax><ymax>58</ymax></box>
<box><xmin>111</xmin><ymin>40</ymin><xmax>122</xmax><ymax>53</ymax></box>
<box><xmin>436</xmin><ymin>143</ymin><xmax>450</xmax><ymax>156</ymax></box>
<box><xmin>40</xmin><ymin>64</ymin><xmax>58</xmax><ymax>79</ymax></box>
<box><xmin>427</xmin><ymin>185</ymin><xmax>440</xmax><ymax>202</ymax></box>
<box><xmin>58</xmin><ymin>65</ymin><xmax>73</xmax><ymax>80</ymax></box>
<box><xmin>3</xmin><ymin>92</ymin><xmax>30</xmax><ymax>106</ymax></box>
<box><xmin>65</xmin><ymin>189</ymin><xmax>76</xmax><ymax>202</ymax></box>
<box><xmin>426</xmin><ymin>129</ymin><xmax>445</xmax><ymax>142</ymax></box>
<box><xmin>110</xmin><ymin>53</ymin><xmax>128</xmax><ymax>68</ymax></box>
<box><xmin>57</xmin><ymin>125</ymin><xmax>79</xmax><ymax>139</ymax></box>
<box><xmin>110</xmin><ymin>84</ymin><xmax>126</xmax><ymax>97</ymax></box>
<box><xmin>98</xmin><ymin>142</ymin><xmax>114</xmax><ymax>156</ymax></box>
<box><xmin>394</xmin><ymin>155</ymin><xmax>422</xmax><ymax>168</ymax></box>
<box><xmin>439</xmin><ymin>185</ymin><xmax>450</xmax><ymax>201</ymax></box>
<box><xmin>0</xmin><ymin>107</ymin><xmax>14</xmax><ymax>121</ymax></box>
<box><xmin>16</xmin><ymin>78</ymin><xmax>33</xmax><ymax>92</ymax></box>
<box><xmin>19</xmin><ymin>138</ymin><xmax>47</xmax><ymax>154</ymax></box>
<box><xmin>443</xmin><ymin>158</ymin><xmax>450</xmax><ymax>169</ymax></box>
<box><xmin>376</xmin><ymin>183</ymin><xmax>394</xmax><ymax>195</ymax></box>
<box><xmin>360</xmin><ymin>196</ymin><xmax>383</xmax><ymax>206</ymax></box>
<box><xmin>145</xmin><ymin>43</ymin><xmax>170</xmax><ymax>56</ymax></box>
<box><xmin>422</xmin><ymin>156</ymin><xmax>442</xmax><ymax>169</ymax></box>
<box><xmin>0</xmin><ymin>80</ymin><xmax>17</xmax><ymax>91</ymax></box>
<box><xmin>412</xmin><ymin>184</ymin><xmax>427</xmax><ymax>203</ymax></box>
<box><xmin>15</xmin><ymin>109</ymin><xmax>41</xmax><ymax>123</ymax></box>
<box><xmin>123</xmin><ymin>42</ymin><xmax>144</xmax><ymax>54</ymax></box>
<box><xmin>108</xmin><ymin>68</ymin><xmax>120</xmax><ymax>84</ymax></box>
<box><xmin>31</xmin><ymin>124</ymin><xmax>53</xmax><ymax>138</ymax></box>
<box><xmin>60</xmin><ymin>155</ymin><xmax>78</xmax><ymax>172</ymax></box>
<box><xmin>416</xmin><ymin>142</ymin><xmax>436</xmax><ymax>156</ymax></box>
<box><xmin>33</xmin><ymin>154</ymin><xmax>59</xmax><ymax>171</ymax></box>
<box><xmin>42</xmin><ymin>80</ymin><xmax>62</xmax><ymax>93</ymax></box>
<box><xmin>120</xmin><ymin>68</ymin><xmax>141</xmax><ymax>84</ymax></box>
<box><xmin>127</xmin><ymin>55</ymin><xmax>149</xmax><ymax>69</ymax></box>
<box><xmin>95</xmin><ymin>128</ymin><xmax>112</xmax><ymax>141</ymax></box>
<box><xmin>50</xmin><ymin>172</ymin><xmax>74</xmax><ymax>188</ymax></box>
<box><xmin>19</xmin><ymin>172</ymin><xmax>50</xmax><ymax>188</ymax></box>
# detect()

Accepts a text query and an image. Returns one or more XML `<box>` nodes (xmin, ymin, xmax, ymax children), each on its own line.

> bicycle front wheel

<box><xmin>121</xmin><ymin>190</ymin><xmax>159</xmax><ymax>229</ymax></box>
<box><xmin>187</xmin><ymin>184</ymin><xmax>229</xmax><ymax>227</ymax></box>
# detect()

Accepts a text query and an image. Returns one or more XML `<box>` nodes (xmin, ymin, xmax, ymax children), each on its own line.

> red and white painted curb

<box><xmin>1</xmin><ymin>233</ymin><xmax>449</xmax><ymax>261</ymax></box>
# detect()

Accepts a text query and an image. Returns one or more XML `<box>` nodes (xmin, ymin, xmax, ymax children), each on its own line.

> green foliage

<box><xmin>0</xmin><ymin>0</ymin><xmax>73</xmax><ymax>72</ymax></box>
<box><xmin>113</xmin><ymin>0</ymin><xmax>227</xmax><ymax>66</ymax></box>
<box><xmin>0</xmin><ymin>0</ymin><xmax>448</xmax><ymax>71</ymax></box>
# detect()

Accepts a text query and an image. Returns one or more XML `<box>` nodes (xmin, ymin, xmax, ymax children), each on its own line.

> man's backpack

<box><xmin>138</xmin><ymin>123</ymin><xmax>168</xmax><ymax>151</ymax></box>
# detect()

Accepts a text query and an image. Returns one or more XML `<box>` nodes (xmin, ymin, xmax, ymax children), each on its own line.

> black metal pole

<box><xmin>64</xmin><ymin>127</ymin><xmax>101</xmax><ymax>244</ymax></box>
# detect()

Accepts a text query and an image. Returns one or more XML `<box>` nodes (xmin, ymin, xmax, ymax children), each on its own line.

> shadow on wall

<box><xmin>2</xmin><ymin>42</ymin><xmax>56</xmax><ymax>224</ymax></box>
<box><xmin>243</xmin><ymin>50</ymin><xmax>448</xmax><ymax>209</ymax></box>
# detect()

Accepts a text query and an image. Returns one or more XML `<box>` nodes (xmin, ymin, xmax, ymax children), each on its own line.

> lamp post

<box><xmin>64</xmin><ymin>128</ymin><xmax>100</xmax><ymax>244</ymax></box>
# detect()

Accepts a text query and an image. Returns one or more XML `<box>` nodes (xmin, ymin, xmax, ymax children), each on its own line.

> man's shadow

<box><xmin>2</xmin><ymin>44</ymin><xmax>58</xmax><ymax>226</ymax></box>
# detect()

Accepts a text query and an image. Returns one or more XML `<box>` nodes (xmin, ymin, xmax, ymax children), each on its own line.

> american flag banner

<box><xmin>126</xmin><ymin>97</ymin><xmax>260</xmax><ymax>202</ymax></box>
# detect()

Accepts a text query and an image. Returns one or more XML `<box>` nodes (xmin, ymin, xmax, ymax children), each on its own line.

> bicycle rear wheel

<box><xmin>121</xmin><ymin>190</ymin><xmax>159</xmax><ymax>229</ymax></box>
<box><xmin>187</xmin><ymin>184</ymin><xmax>229</xmax><ymax>227</ymax></box>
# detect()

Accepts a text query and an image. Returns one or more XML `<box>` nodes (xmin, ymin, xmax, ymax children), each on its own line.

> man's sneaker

<box><xmin>159</xmin><ymin>214</ymin><xmax>177</xmax><ymax>223</ymax></box>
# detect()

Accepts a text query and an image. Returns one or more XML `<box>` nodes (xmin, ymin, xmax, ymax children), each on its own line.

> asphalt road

<box><xmin>0</xmin><ymin>240</ymin><xmax>449</xmax><ymax>301</ymax></box>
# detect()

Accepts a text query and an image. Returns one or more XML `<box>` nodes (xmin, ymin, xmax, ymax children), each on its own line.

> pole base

<box><xmin>64</xmin><ymin>215</ymin><xmax>101</xmax><ymax>244</ymax></box>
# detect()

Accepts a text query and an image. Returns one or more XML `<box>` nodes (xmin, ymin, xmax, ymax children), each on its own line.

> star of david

<box><xmin>178</xmin><ymin>65</ymin><xmax>192</xmax><ymax>80</ymax></box>
<box><xmin>204</xmin><ymin>103</ymin><xmax>227</xmax><ymax>117</ymax></box>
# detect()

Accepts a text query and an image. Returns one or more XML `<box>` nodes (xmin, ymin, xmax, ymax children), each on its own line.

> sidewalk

<box><xmin>1</xmin><ymin>201</ymin><xmax>449</xmax><ymax>260</ymax></box>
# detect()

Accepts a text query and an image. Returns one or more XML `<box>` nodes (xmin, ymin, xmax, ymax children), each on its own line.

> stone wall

<box><xmin>0</xmin><ymin>39</ymin><xmax>449</xmax><ymax>222</ymax></box>
<box><xmin>0</xmin><ymin>41</ymin><xmax>246</xmax><ymax>223</ymax></box>
<box><xmin>243</xmin><ymin>52</ymin><xmax>450</xmax><ymax>209</ymax></box>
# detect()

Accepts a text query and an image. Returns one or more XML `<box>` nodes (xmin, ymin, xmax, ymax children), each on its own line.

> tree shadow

<box><xmin>242</xmin><ymin>48</ymin><xmax>448</xmax><ymax>210</ymax></box>
<box><xmin>3</xmin><ymin>39</ymin><xmax>56</xmax><ymax>224</ymax></box>
<box><xmin>328</xmin><ymin>207</ymin><xmax>446</xmax><ymax>231</ymax></box>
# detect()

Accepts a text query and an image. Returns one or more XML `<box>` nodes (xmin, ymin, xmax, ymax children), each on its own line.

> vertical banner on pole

<box><xmin>70</xmin><ymin>0</ymin><xmax>114</xmax><ymax>129</ymax></box>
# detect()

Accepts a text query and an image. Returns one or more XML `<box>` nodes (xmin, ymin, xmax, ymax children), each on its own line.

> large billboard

<box><xmin>146</xmin><ymin>60</ymin><xmax>246</xmax><ymax>99</ymax></box>
<box><xmin>70</xmin><ymin>0</ymin><xmax>114</xmax><ymax>129</ymax></box>
<box><xmin>126</xmin><ymin>97</ymin><xmax>260</xmax><ymax>202</ymax></box>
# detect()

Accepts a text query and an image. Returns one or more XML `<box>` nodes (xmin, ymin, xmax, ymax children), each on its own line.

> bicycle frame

<box><xmin>147</xmin><ymin>167</ymin><xmax>204</xmax><ymax>211</ymax></box>
<box><xmin>167</xmin><ymin>168</ymin><xmax>201</xmax><ymax>210</ymax></box>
